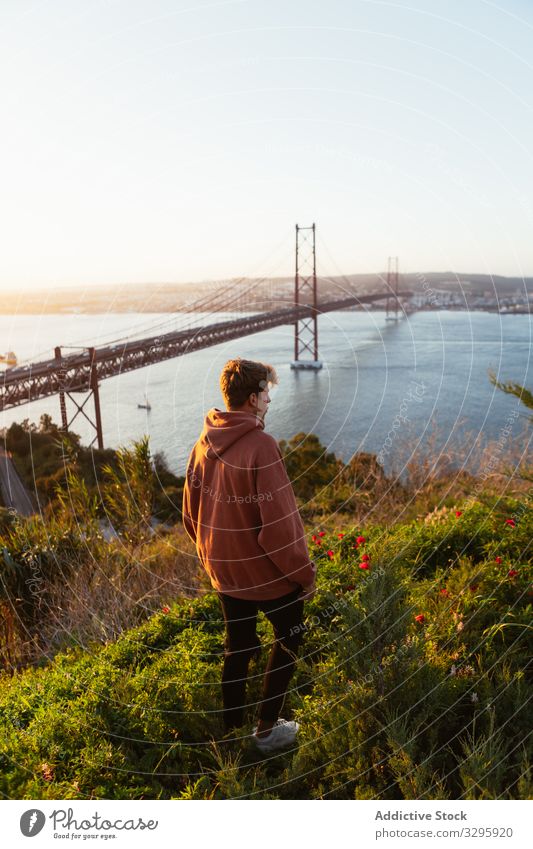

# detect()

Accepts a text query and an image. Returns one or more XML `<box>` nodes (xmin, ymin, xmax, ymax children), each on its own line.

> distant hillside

<box><xmin>2</xmin><ymin>273</ymin><xmax>532</xmax><ymax>314</ymax></box>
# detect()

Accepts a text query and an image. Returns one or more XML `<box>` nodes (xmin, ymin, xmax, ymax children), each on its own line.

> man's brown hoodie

<box><xmin>182</xmin><ymin>408</ymin><xmax>316</xmax><ymax>600</ymax></box>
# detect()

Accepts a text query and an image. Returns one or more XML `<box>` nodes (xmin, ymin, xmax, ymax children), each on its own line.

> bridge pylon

<box><xmin>54</xmin><ymin>346</ymin><xmax>104</xmax><ymax>450</ymax></box>
<box><xmin>290</xmin><ymin>223</ymin><xmax>323</xmax><ymax>370</ymax></box>
<box><xmin>385</xmin><ymin>255</ymin><xmax>401</xmax><ymax>321</ymax></box>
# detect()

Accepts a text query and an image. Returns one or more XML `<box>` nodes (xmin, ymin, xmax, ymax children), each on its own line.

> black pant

<box><xmin>216</xmin><ymin>585</ymin><xmax>305</xmax><ymax>732</ymax></box>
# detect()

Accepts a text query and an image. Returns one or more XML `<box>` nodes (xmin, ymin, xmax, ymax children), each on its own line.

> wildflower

<box><xmin>495</xmin><ymin>556</ymin><xmax>502</xmax><ymax>564</ymax></box>
<box><xmin>505</xmin><ymin>518</ymin><xmax>516</xmax><ymax>527</ymax></box>
<box><xmin>345</xmin><ymin>584</ymin><xmax>356</xmax><ymax>592</ymax></box>
<box><xmin>414</xmin><ymin>613</ymin><xmax>425</xmax><ymax>623</ymax></box>
<box><xmin>41</xmin><ymin>763</ymin><xmax>54</xmax><ymax>781</ymax></box>
<box><xmin>356</xmin><ymin>535</ymin><xmax>366</xmax><ymax>544</ymax></box>
<box><xmin>318</xmin><ymin>531</ymin><xmax>326</xmax><ymax>537</ymax></box>
<box><xmin>314</xmin><ymin>539</ymin><xmax>322</xmax><ymax>546</ymax></box>
<box><xmin>326</xmin><ymin>549</ymin><xmax>334</xmax><ymax>559</ymax></box>
<box><xmin>471</xmin><ymin>692</ymin><xmax>479</xmax><ymax>704</ymax></box>
<box><xmin>439</xmin><ymin>588</ymin><xmax>450</xmax><ymax>597</ymax></box>
<box><xmin>455</xmin><ymin>510</ymin><xmax>463</xmax><ymax>517</ymax></box>
<box><xmin>359</xmin><ymin>562</ymin><xmax>370</xmax><ymax>570</ymax></box>
<box><xmin>508</xmin><ymin>569</ymin><xmax>519</xmax><ymax>578</ymax></box>
<box><xmin>361</xmin><ymin>553</ymin><xmax>370</xmax><ymax>562</ymax></box>
<box><xmin>457</xmin><ymin>620</ymin><xmax>464</xmax><ymax>632</ymax></box>
<box><xmin>161</xmin><ymin>605</ymin><xmax>170</xmax><ymax>614</ymax></box>
<box><xmin>311</xmin><ymin>535</ymin><xmax>318</xmax><ymax>542</ymax></box>
<box><xmin>337</xmin><ymin>532</ymin><xmax>345</xmax><ymax>539</ymax></box>
<box><xmin>469</xmin><ymin>584</ymin><xmax>479</xmax><ymax>592</ymax></box>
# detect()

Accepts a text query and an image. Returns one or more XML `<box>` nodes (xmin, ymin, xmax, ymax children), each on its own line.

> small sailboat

<box><xmin>138</xmin><ymin>393</ymin><xmax>152</xmax><ymax>411</ymax></box>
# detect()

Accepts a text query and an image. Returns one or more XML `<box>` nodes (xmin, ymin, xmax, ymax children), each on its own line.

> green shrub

<box><xmin>0</xmin><ymin>428</ymin><xmax>530</xmax><ymax>799</ymax></box>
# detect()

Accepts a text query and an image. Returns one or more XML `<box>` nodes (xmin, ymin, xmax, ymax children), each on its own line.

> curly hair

<box><xmin>219</xmin><ymin>357</ymin><xmax>279</xmax><ymax>409</ymax></box>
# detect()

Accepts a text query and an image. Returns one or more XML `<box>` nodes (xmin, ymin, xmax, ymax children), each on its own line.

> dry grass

<box><xmin>16</xmin><ymin>526</ymin><xmax>206</xmax><ymax>666</ymax></box>
<box><xmin>300</xmin><ymin>415</ymin><xmax>532</xmax><ymax>529</ymax></box>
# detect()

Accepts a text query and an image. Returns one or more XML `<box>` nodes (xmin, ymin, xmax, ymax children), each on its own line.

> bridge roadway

<box><xmin>1</xmin><ymin>292</ymin><xmax>412</xmax><ymax>411</ymax></box>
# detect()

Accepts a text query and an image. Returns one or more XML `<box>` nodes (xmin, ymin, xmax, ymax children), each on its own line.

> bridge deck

<box><xmin>1</xmin><ymin>292</ymin><xmax>411</xmax><ymax>411</ymax></box>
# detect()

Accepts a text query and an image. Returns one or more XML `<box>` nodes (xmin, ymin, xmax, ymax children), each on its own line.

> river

<box><xmin>0</xmin><ymin>310</ymin><xmax>530</xmax><ymax>475</ymax></box>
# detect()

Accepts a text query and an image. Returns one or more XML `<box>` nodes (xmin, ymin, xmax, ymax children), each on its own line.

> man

<box><xmin>182</xmin><ymin>357</ymin><xmax>317</xmax><ymax>753</ymax></box>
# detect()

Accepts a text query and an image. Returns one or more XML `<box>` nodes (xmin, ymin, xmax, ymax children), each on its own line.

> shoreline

<box><xmin>0</xmin><ymin>306</ymin><xmax>530</xmax><ymax>316</ymax></box>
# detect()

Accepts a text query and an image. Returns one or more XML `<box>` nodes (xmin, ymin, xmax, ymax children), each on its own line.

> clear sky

<box><xmin>2</xmin><ymin>0</ymin><xmax>533</xmax><ymax>289</ymax></box>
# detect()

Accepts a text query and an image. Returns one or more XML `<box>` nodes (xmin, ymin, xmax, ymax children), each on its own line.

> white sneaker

<box><xmin>252</xmin><ymin>718</ymin><xmax>300</xmax><ymax>753</ymax></box>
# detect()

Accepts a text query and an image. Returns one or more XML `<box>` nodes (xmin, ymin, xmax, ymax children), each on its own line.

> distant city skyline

<box><xmin>2</xmin><ymin>0</ymin><xmax>533</xmax><ymax>290</ymax></box>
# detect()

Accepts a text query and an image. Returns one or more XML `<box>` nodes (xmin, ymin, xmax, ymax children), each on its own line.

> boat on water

<box><xmin>0</xmin><ymin>351</ymin><xmax>17</xmax><ymax>367</ymax></box>
<box><xmin>138</xmin><ymin>394</ymin><xmax>152</xmax><ymax>411</ymax></box>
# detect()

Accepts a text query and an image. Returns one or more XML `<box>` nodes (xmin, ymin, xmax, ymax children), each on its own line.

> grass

<box><xmin>0</xmin><ymin>499</ymin><xmax>531</xmax><ymax>799</ymax></box>
<box><xmin>0</xmin><ymin>414</ymin><xmax>531</xmax><ymax>799</ymax></box>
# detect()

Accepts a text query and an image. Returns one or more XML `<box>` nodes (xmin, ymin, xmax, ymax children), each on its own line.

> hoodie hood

<box><xmin>200</xmin><ymin>407</ymin><xmax>265</xmax><ymax>460</ymax></box>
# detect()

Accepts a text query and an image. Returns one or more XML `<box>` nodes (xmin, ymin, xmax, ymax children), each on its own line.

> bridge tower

<box><xmin>385</xmin><ymin>255</ymin><xmax>400</xmax><ymax>321</ymax></box>
<box><xmin>54</xmin><ymin>346</ymin><xmax>104</xmax><ymax>450</ymax></box>
<box><xmin>290</xmin><ymin>223</ymin><xmax>323</xmax><ymax>370</ymax></box>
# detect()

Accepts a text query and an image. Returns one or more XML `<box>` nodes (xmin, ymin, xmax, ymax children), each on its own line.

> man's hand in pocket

<box><xmin>297</xmin><ymin>583</ymin><xmax>316</xmax><ymax>601</ymax></box>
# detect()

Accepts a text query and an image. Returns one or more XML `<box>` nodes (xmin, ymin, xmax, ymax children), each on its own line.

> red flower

<box><xmin>439</xmin><ymin>588</ymin><xmax>450</xmax><ymax>597</ymax></box>
<box><xmin>505</xmin><ymin>518</ymin><xmax>516</xmax><ymax>527</ymax></box>
<box><xmin>356</xmin><ymin>535</ymin><xmax>366</xmax><ymax>544</ymax></box>
<box><xmin>495</xmin><ymin>556</ymin><xmax>502</xmax><ymax>564</ymax></box>
<box><xmin>361</xmin><ymin>553</ymin><xmax>370</xmax><ymax>562</ymax></box>
<box><xmin>314</xmin><ymin>540</ymin><xmax>322</xmax><ymax>546</ymax></box>
<box><xmin>318</xmin><ymin>531</ymin><xmax>326</xmax><ymax>537</ymax></box>
<box><xmin>337</xmin><ymin>532</ymin><xmax>345</xmax><ymax>539</ymax></box>
<box><xmin>508</xmin><ymin>569</ymin><xmax>519</xmax><ymax>578</ymax></box>
<box><xmin>326</xmin><ymin>549</ymin><xmax>334</xmax><ymax>559</ymax></box>
<box><xmin>414</xmin><ymin>613</ymin><xmax>425</xmax><ymax>623</ymax></box>
<box><xmin>161</xmin><ymin>605</ymin><xmax>170</xmax><ymax>614</ymax></box>
<box><xmin>359</xmin><ymin>562</ymin><xmax>370</xmax><ymax>570</ymax></box>
<box><xmin>469</xmin><ymin>584</ymin><xmax>479</xmax><ymax>592</ymax></box>
<box><xmin>311</xmin><ymin>535</ymin><xmax>318</xmax><ymax>542</ymax></box>
<box><xmin>345</xmin><ymin>584</ymin><xmax>356</xmax><ymax>591</ymax></box>
<box><xmin>455</xmin><ymin>510</ymin><xmax>463</xmax><ymax>517</ymax></box>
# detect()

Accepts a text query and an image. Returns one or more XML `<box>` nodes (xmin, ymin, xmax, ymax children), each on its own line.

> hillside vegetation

<box><xmin>0</xmin><ymin>402</ymin><xmax>531</xmax><ymax>799</ymax></box>
<box><xmin>0</xmin><ymin>496</ymin><xmax>531</xmax><ymax>799</ymax></box>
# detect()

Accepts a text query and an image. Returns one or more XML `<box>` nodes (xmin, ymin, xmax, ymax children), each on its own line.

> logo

<box><xmin>20</xmin><ymin>809</ymin><xmax>46</xmax><ymax>836</ymax></box>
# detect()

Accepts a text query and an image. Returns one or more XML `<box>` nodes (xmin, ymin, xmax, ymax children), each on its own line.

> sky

<box><xmin>2</xmin><ymin>0</ymin><xmax>533</xmax><ymax>290</ymax></box>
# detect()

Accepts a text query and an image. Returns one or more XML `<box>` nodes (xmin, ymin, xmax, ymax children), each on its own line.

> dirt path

<box><xmin>0</xmin><ymin>446</ymin><xmax>36</xmax><ymax>516</ymax></box>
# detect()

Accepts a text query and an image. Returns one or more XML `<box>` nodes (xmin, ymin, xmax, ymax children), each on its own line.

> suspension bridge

<box><xmin>0</xmin><ymin>226</ymin><xmax>412</xmax><ymax>448</ymax></box>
